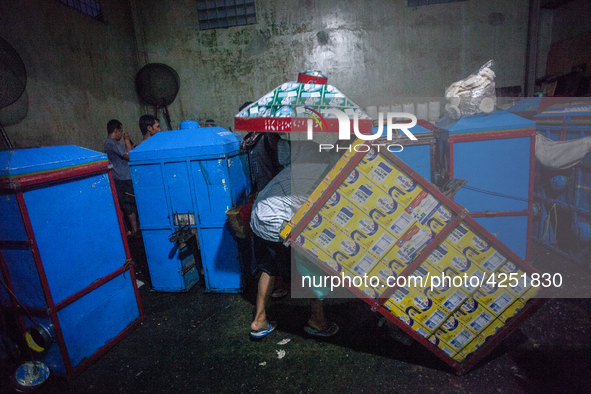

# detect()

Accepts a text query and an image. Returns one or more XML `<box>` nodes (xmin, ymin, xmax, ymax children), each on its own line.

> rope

<box><xmin>462</xmin><ymin>185</ymin><xmax>531</xmax><ymax>202</ymax></box>
<box><xmin>541</xmin><ymin>203</ymin><xmax>558</xmax><ymax>242</ymax></box>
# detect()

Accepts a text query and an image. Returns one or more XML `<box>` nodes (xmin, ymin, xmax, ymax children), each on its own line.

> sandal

<box><xmin>250</xmin><ymin>322</ymin><xmax>277</xmax><ymax>339</ymax></box>
<box><xmin>304</xmin><ymin>322</ymin><xmax>339</xmax><ymax>338</ymax></box>
<box><xmin>271</xmin><ymin>288</ymin><xmax>289</xmax><ymax>298</ymax></box>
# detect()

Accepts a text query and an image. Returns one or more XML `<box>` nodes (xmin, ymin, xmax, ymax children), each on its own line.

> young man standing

<box><xmin>104</xmin><ymin>119</ymin><xmax>140</xmax><ymax>237</ymax></box>
<box><xmin>139</xmin><ymin>114</ymin><xmax>161</xmax><ymax>143</ymax></box>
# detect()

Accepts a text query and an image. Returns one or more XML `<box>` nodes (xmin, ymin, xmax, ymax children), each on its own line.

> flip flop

<box><xmin>249</xmin><ymin>322</ymin><xmax>277</xmax><ymax>339</ymax></box>
<box><xmin>271</xmin><ymin>288</ymin><xmax>288</xmax><ymax>298</ymax></box>
<box><xmin>304</xmin><ymin>322</ymin><xmax>339</xmax><ymax>338</ymax></box>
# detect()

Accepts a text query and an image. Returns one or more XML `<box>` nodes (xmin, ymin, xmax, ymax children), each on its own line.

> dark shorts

<box><xmin>113</xmin><ymin>179</ymin><xmax>138</xmax><ymax>215</ymax></box>
<box><xmin>253</xmin><ymin>234</ymin><xmax>291</xmax><ymax>279</ymax></box>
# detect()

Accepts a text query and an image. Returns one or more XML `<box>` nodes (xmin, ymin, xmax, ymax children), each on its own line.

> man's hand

<box><xmin>123</xmin><ymin>132</ymin><xmax>134</xmax><ymax>153</ymax></box>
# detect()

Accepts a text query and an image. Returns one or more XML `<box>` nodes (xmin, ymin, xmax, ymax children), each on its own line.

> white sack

<box><xmin>535</xmin><ymin>133</ymin><xmax>591</xmax><ymax>169</ymax></box>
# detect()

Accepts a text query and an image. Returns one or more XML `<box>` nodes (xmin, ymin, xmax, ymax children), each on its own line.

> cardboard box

<box><xmin>473</xmin><ymin>288</ymin><xmax>516</xmax><ymax>316</ymax></box>
<box><xmin>498</xmin><ymin>300</ymin><xmax>526</xmax><ymax>323</ymax></box>
<box><xmin>355</xmin><ymin>151</ymin><xmax>425</xmax><ymax>206</ymax></box>
<box><xmin>479</xmin><ymin>318</ymin><xmax>505</xmax><ymax>342</ymax></box>
<box><xmin>435</xmin><ymin>316</ymin><xmax>476</xmax><ymax>352</ymax></box>
<box><xmin>428</xmin><ymin>335</ymin><xmax>458</xmax><ymax>358</ymax></box>
<box><xmin>425</xmin><ymin>241</ymin><xmax>488</xmax><ymax>295</ymax></box>
<box><xmin>337</xmin><ymin>170</ymin><xmax>415</xmax><ymax>233</ymax></box>
<box><xmin>386</xmin><ymin>284</ymin><xmax>448</xmax><ymax>333</ymax></box>
<box><xmin>319</xmin><ymin>195</ymin><xmax>398</xmax><ymax>257</ymax></box>
<box><xmin>445</xmin><ymin>223</ymin><xmax>507</xmax><ymax>272</ymax></box>
<box><xmin>454</xmin><ymin>298</ymin><xmax>496</xmax><ymax>334</ymax></box>
<box><xmin>455</xmin><ymin>336</ymin><xmax>485</xmax><ymax>360</ymax></box>
<box><xmin>384</xmin><ymin>302</ymin><xmax>431</xmax><ymax>338</ymax></box>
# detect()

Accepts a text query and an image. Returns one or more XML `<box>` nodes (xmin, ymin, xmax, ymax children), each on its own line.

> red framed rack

<box><xmin>0</xmin><ymin>153</ymin><xmax>144</xmax><ymax>378</ymax></box>
<box><xmin>282</xmin><ymin>138</ymin><xmax>548</xmax><ymax>375</ymax></box>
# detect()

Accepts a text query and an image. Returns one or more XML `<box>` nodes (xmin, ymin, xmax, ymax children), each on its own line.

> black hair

<box><xmin>139</xmin><ymin>114</ymin><xmax>158</xmax><ymax>136</ymax></box>
<box><xmin>107</xmin><ymin>119</ymin><xmax>122</xmax><ymax>135</ymax></box>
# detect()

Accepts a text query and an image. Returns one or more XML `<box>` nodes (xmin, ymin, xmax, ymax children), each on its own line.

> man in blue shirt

<box><xmin>104</xmin><ymin>119</ymin><xmax>139</xmax><ymax>237</ymax></box>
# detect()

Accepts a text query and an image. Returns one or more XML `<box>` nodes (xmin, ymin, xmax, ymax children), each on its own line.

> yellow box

<box><xmin>386</xmin><ymin>285</ymin><xmax>449</xmax><ymax>333</ymax></box>
<box><xmin>454</xmin><ymin>298</ymin><xmax>496</xmax><ymax>334</ymax></box>
<box><xmin>426</xmin><ymin>287</ymin><xmax>470</xmax><ymax>315</ymax></box>
<box><xmin>425</xmin><ymin>241</ymin><xmax>488</xmax><ymax>295</ymax></box>
<box><xmin>405</xmin><ymin>190</ymin><xmax>454</xmax><ymax>228</ymax></box>
<box><xmin>318</xmin><ymin>195</ymin><xmax>398</xmax><ymax>258</ymax></box>
<box><xmin>455</xmin><ymin>335</ymin><xmax>485</xmax><ymax>359</ymax></box>
<box><xmin>292</xmin><ymin>235</ymin><xmax>351</xmax><ymax>276</ymax></box>
<box><xmin>367</xmin><ymin>260</ymin><xmax>404</xmax><ymax>288</ymax></box>
<box><xmin>428</xmin><ymin>335</ymin><xmax>457</xmax><ymax>359</ymax></box>
<box><xmin>383</xmin><ymin>302</ymin><xmax>430</xmax><ymax>338</ymax></box>
<box><xmin>445</xmin><ymin>223</ymin><xmax>507</xmax><ymax>272</ymax></box>
<box><xmin>298</xmin><ymin>211</ymin><xmax>330</xmax><ymax>241</ymax></box>
<box><xmin>366</xmin><ymin>258</ymin><xmax>406</xmax><ymax>288</ymax></box>
<box><xmin>383</xmin><ymin>224</ymin><xmax>435</xmax><ymax>266</ymax></box>
<box><xmin>473</xmin><ymin>288</ymin><xmax>516</xmax><ymax>316</ymax></box>
<box><xmin>354</xmin><ymin>151</ymin><xmax>424</xmax><ymax>206</ymax></box>
<box><xmin>479</xmin><ymin>318</ymin><xmax>505</xmax><ymax>342</ymax></box>
<box><xmin>435</xmin><ymin>316</ymin><xmax>476</xmax><ymax>352</ymax></box>
<box><xmin>357</xmin><ymin>282</ymin><xmax>386</xmax><ymax>300</ymax></box>
<box><xmin>497</xmin><ymin>261</ymin><xmax>537</xmax><ymax>298</ymax></box>
<box><xmin>299</xmin><ymin>222</ymin><xmax>381</xmax><ymax>275</ymax></box>
<box><xmin>336</xmin><ymin>171</ymin><xmax>415</xmax><ymax>233</ymax></box>
<box><xmin>452</xmin><ymin>353</ymin><xmax>465</xmax><ymax>362</ymax></box>
<box><xmin>289</xmin><ymin>200</ymin><xmax>314</xmax><ymax>232</ymax></box>
<box><xmin>304</xmin><ymin>179</ymin><xmax>331</xmax><ymax>209</ymax></box>
<box><xmin>422</xmin><ymin>260</ymin><xmax>470</xmax><ymax>314</ymax></box>
<box><xmin>299</xmin><ymin>217</ymin><xmax>349</xmax><ymax>255</ymax></box>
<box><xmin>497</xmin><ymin>300</ymin><xmax>526</xmax><ymax>323</ymax></box>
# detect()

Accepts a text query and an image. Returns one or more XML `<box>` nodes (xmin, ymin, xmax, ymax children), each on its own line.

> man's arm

<box><xmin>113</xmin><ymin>140</ymin><xmax>130</xmax><ymax>161</ymax></box>
<box><xmin>123</xmin><ymin>132</ymin><xmax>134</xmax><ymax>152</ymax></box>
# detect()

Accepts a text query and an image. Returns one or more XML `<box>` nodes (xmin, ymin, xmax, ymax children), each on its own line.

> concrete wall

<box><xmin>0</xmin><ymin>0</ymin><xmax>141</xmax><ymax>151</ymax></box>
<box><xmin>0</xmin><ymin>0</ymin><xmax>532</xmax><ymax>149</ymax></box>
<box><xmin>134</xmin><ymin>0</ymin><xmax>531</xmax><ymax>131</ymax></box>
<box><xmin>550</xmin><ymin>0</ymin><xmax>591</xmax><ymax>44</ymax></box>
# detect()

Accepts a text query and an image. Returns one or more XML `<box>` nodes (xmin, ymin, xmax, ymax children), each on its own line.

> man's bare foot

<box><xmin>251</xmin><ymin>320</ymin><xmax>270</xmax><ymax>332</ymax></box>
<box><xmin>306</xmin><ymin>318</ymin><xmax>329</xmax><ymax>332</ymax></box>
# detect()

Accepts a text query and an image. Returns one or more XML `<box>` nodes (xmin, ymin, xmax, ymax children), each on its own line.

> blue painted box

<box><xmin>373</xmin><ymin>122</ymin><xmax>434</xmax><ymax>182</ymax></box>
<box><xmin>129</xmin><ymin>123</ymin><xmax>250</xmax><ymax>292</ymax></box>
<box><xmin>532</xmin><ymin>103</ymin><xmax>591</xmax><ymax>267</ymax></box>
<box><xmin>434</xmin><ymin>111</ymin><xmax>536</xmax><ymax>260</ymax></box>
<box><xmin>0</xmin><ymin>145</ymin><xmax>143</xmax><ymax>376</ymax></box>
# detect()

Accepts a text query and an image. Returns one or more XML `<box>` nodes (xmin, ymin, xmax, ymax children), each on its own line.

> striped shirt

<box><xmin>250</xmin><ymin>144</ymin><xmax>339</xmax><ymax>242</ymax></box>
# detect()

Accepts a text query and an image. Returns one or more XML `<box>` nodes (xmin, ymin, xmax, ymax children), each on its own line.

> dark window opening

<box><xmin>58</xmin><ymin>0</ymin><xmax>104</xmax><ymax>22</ymax></box>
<box><xmin>197</xmin><ymin>0</ymin><xmax>257</xmax><ymax>30</ymax></box>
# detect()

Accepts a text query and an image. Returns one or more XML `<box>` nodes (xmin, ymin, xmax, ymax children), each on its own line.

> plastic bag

<box><xmin>445</xmin><ymin>60</ymin><xmax>497</xmax><ymax>119</ymax></box>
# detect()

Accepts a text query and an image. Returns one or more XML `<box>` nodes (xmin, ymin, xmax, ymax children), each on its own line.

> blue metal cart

<box><xmin>433</xmin><ymin>111</ymin><xmax>536</xmax><ymax>261</ymax></box>
<box><xmin>129</xmin><ymin>122</ymin><xmax>250</xmax><ymax>292</ymax></box>
<box><xmin>0</xmin><ymin>145</ymin><xmax>143</xmax><ymax>377</ymax></box>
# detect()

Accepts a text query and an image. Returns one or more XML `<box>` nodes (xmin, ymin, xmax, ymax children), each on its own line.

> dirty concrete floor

<box><xmin>5</xmin><ymin>243</ymin><xmax>591</xmax><ymax>394</ymax></box>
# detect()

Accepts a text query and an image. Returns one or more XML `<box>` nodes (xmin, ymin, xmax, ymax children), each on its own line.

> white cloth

<box><xmin>250</xmin><ymin>141</ymin><xmax>340</xmax><ymax>242</ymax></box>
<box><xmin>535</xmin><ymin>133</ymin><xmax>591</xmax><ymax>169</ymax></box>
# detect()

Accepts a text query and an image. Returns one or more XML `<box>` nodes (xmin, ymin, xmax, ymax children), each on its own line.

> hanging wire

<box><xmin>541</xmin><ymin>203</ymin><xmax>558</xmax><ymax>243</ymax></box>
<box><xmin>462</xmin><ymin>185</ymin><xmax>532</xmax><ymax>202</ymax></box>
